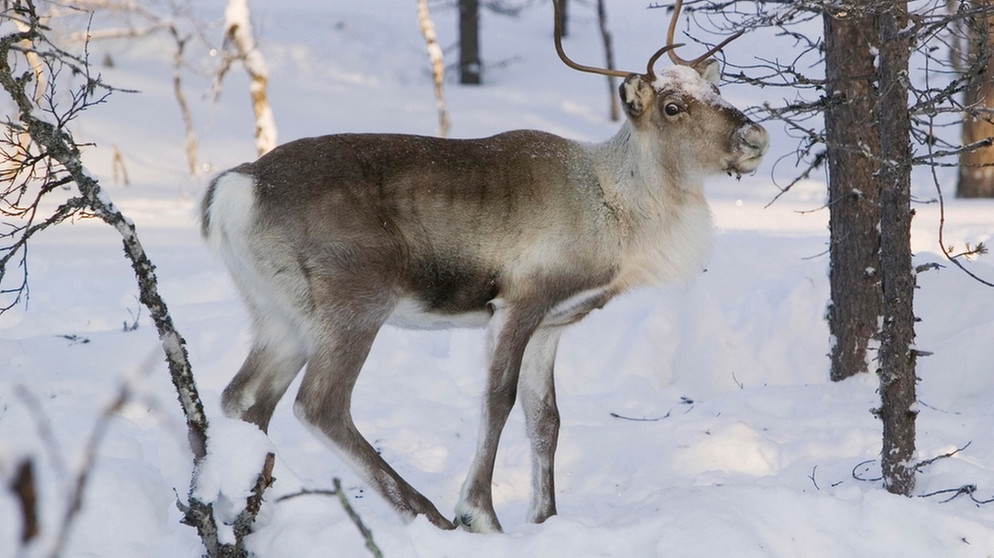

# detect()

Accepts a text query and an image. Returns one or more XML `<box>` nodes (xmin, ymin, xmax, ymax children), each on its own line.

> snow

<box><xmin>653</xmin><ymin>65</ymin><xmax>724</xmax><ymax>106</ymax></box>
<box><xmin>192</xmin><ymin>417</ymin><xmax>274</xmax><ymax>544</ymax></box>
<box><xmin>3</xmin><ymin>2</ymin><xmax>994</xmax><ymax>557</ymax></box>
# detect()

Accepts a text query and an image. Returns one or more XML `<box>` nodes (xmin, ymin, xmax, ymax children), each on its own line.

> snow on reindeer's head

<box><xmin>624</xmin><ymin>62</ymin><xmax>768</xmax><ymax>180</ymax></box>
<box><xmin>554</xmin><ymin>0</ymin><xmax>769</xmax><ymax>180</ymax></box>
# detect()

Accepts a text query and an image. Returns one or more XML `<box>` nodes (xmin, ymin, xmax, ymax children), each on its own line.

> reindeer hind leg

<box><xmin>222</xmin><ymin>305</ymin><xmax>308</xmax><ymax>433</ymax></box>
<box><xmin>292</xmin><ymin>301</ymin><xmax>455</xmax><ymax>530</ymax></box>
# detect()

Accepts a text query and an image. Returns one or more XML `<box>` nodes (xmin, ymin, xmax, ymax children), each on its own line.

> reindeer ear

<box><xmin>619</xmin><ymin>75</ymin><xmax>656</xmax><ymax>120</ymax></box>
<box><xmin>695</xmin><ymin>59</ymin><xmax>721</xmax><ymax>85</ymax></box>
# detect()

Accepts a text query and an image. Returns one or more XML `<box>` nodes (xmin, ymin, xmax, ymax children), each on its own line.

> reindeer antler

<box><xmin>553</xmin><ymin>0</ymin><xmax>739</xmax><ymax>82</ymax></box>
<box><xmin>553</xmin><ymin>0</ymin><xmax>631</xmax><ymax>78</ymax></box>
<box><xmin>666</xmin><ymin>0</ymin><xmax>743</xmax><ymax>68</ymax></box>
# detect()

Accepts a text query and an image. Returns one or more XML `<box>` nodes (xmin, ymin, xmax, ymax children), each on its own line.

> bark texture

<box><xmin>823</xmin><ymin>7</ymin><xmax>883</xmax><ymax>381</ymax></box>
<box><xmin>959</xmin><ymin>0</ymin><xmax>994</xmax><ymax>198</ymax></box>
<box><xmin>459</xmin><ymin>0</ymin><xmax>481</xmax><ymax>84</ymax></box>
<box><xmin>875</xmin><ymin>0</ymin><xmax>918</xmax><ymax>496</ymax></box>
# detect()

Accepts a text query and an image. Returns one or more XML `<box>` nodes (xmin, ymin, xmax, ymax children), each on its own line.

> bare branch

<box><xmin>914</xmin><ymin>441</ymin><xmax>972</xmax><ymax>472</ymax></box>
<box><xmin>931</xmin><ymin>160</ymin><xmax>994</xmax><ymax>287</ymax></box>
<box><xmin>231</xmin><ymin>453</ymin><xmax>276</xmax><ymax>546</ymax></box>
<box><xmin>49</xmin><ymin>386</ymin><xmax>130</xmax><ymax>558</ymax></box>
<box><xmin>9</xmin><ymin>459</ymin><xmax>39</xmax><ymax>545</ymax></box>
<box><xmin>276</xmin><ymin>480</ymin><xmax>384</xmax><ymax>558</ymax></box>
<box><xmin>333</xmin><ymin>478</ymin><xmax>384</xmax><ymax>558</ymax></box>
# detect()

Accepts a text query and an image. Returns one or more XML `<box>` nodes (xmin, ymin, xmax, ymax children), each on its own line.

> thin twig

<box><xmin>334</xmin><ymin>479</ymin><xmax>383</xmax><ymax>558</ymax></box>
<box><xmin>928</xmin><ymin>116</ymin><xmax>994</xmax><ymax>288</ymax></box>
<box><xmin>48</xmin><ymin>387</ymin><xmax>130</xmax><ymax>558</ymax></box>
<box><xmin>276</xmin><ymin>480</ymin><xmax>383</xmax><ymax>558</ymax></box>
<box><xmin>919</xmin><ymin>484</ymin><xmax>994</xmax><ymax>505</ymax></box>
<box><xmin>10</xmin><ymin>459</ymin><xmax>39</xmax><ymax>544</ymax></box>
<box><xmin>914</xmin><ymin>441</ymin><xmax>972</xmax><ymax>472</ymax></box>
<box><xmin>852</xmin><ymin>459</ymin><xmax>883</xmax><ymax>483</ymax></box>
<box><xmin>609</xmin><ymin>411</ymin><xmax>671</xmax><ymax>422</ymax></box>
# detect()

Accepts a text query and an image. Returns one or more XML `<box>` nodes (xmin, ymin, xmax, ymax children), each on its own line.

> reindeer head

<box><xmin>554</xmin><ymin>0</ymin><xmax>768</xmax><ymax>180</ymax></box>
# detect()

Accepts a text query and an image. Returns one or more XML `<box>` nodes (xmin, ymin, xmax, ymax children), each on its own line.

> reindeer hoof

<box><xmin>427</xmin><ymin>513</ymin><xmax>456</xmax><ymax>530</ymax></box>
<box><xmin>452</xmin><ymin>510</ymin><xmax>503</xmax><ymax>533</ymax></box>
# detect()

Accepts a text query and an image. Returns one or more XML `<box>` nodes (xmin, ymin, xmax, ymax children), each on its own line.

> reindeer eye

<box><xmin>664</xmin><ymin>103</ymin><xmax>681</xmax><ymax>116</ymax></box>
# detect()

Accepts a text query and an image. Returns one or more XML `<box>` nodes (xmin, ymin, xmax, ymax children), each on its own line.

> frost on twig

<box><xmin>0</xmin><ymin>4</ymin><xmax>273</xmax><ymax>556</ymax></box>
<box><xmin>1</xmin><ymin>0</ymin><xmax>211</xmax><ymax>463</ymax></box>
<box><xmin>179</xmin><ymin>450</ymin><xmax>276</xmax><ymax>558</ymax></box>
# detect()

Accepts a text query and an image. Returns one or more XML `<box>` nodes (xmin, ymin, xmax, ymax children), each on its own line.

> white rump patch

<box><xmin>204</xmin><ymin>171</ymin><xmax>256</xmax><ymax>255</ymax></box>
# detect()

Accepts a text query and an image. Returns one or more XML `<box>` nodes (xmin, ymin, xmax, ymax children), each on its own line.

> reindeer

<box><xmin>200</xmin><ymin>0</ymin><xmax>768</xmax><ymax>533</ymax></box>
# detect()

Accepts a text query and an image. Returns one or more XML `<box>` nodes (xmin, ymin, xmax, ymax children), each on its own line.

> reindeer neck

<box><xmin>586</xmin><ymin>123</ymin><xmax>714</xmax><ymax>290</ymax></box>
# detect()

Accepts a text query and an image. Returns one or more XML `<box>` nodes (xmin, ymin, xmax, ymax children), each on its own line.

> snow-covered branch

<box><xmin>0</xmin><ymin>6</ymin><xmax>272</xmax><ymax>556</ymax></box>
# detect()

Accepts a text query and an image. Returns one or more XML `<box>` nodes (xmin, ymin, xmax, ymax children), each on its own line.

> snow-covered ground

<box><xmin>2</xmin><ymin>2</ymin><xmax>994</xmax><ymax>557</ymax></box>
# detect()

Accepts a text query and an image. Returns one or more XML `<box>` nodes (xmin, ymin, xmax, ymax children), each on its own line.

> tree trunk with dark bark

<box><xmin>596</xmin><ymin>0</ymin><xmax>619</xmax><ymax>121</ymax></box>
<box><xmin>459</xmin><ymin>0</ymin><xmax>481</xmax><ymax>85</ymax></box>
<box><xmin>875</xmin><ymin>0</ymin><xmax>918</xmax><ymax>497</ymax></box>
<box><xmin>823</xmin><ymin>7</ymin><xmax>883</xmax><ymax>382</ymax></box>
<box><xmin>959</xmin><ymin>0</ymin><xmax>994</xmax><ymax>198</ymax></box>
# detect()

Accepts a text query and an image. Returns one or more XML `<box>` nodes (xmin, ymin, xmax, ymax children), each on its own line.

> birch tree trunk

<box><xmin>417</xmin><ymin>0</ymin><xmax>450</xmax><ymax>137</ymax></box>
<box><xmin>223</xmin><ymin>0</ymin><xmax>277</xmax><ymax>155</ymax></box>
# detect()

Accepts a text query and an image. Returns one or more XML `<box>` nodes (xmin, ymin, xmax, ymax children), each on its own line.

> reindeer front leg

<box><xmin>518</xmin><ymin>325</ymin><xmax>564</xmax><ymax>524</ymax></box>
<box><xmin>455</xmin><ymin>301</ymin><xmax>544</xmax><ymax>533</ymax></box>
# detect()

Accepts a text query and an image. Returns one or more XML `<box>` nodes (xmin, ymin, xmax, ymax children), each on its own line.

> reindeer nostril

<box><xmin>743</xmin><ymin>125</ymin><xmax>770</xmax><ymax>155</ymax></box>
<box><xmin>729</xmin><ymin>124</ymin><xmax>769</xmax><ymax>174</ymax></box>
